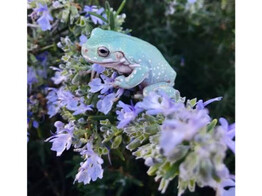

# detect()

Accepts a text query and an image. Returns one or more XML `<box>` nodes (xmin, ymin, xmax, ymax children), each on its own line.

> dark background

<box><xmin>28</xmin><ymin>0</ymin><xmax>235</xmax><ymax>195</ymax></box>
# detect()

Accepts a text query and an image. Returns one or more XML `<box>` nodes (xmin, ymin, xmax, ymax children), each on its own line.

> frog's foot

<box><xmin>143</xmin><ymin>82</ymin><xmax>178</xmax><ymax>99</ymax></box>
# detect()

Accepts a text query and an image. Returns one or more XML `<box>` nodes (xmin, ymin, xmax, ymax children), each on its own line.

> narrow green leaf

<box><xmin>109</xmin><ymin>12</ymin><xmax>115</xmax><ymax>30</ymax></box>
<box><xmin>207</xmin><ymin>119</ymin><xmax>217</xmax><ymax>132</ymax></box>
<box><xmin>147</xmin><ymin>164</ymin><xmax>160</xmax><ymax>176</ymax></box>
<box><xmin>126</xmin><ymin>138</ymin><xmax>141</xmax><ymax>151</ymax></box>
<box><xmin>87</xmin><ymin>12</ymin><xmax>108</xmax><ymax>23</ymax></box>
<box><xmin>114</xmin><ymin>149</ymin><xmax>125</xmax><ymax>161</ymax></box>
<box><xmin>116</xmin><ymin>0</ymin><xmax>126</xmax><ymax>15</ymax></box>
<box><xmin>111</xmin><ymin>135</ymin><xmax>122</xmax><ymax>149</ymax></box>
<box><xmin>105</xmin><ymin>1</ymin><xmax>111</xmax><ymax>11</ymax></box>
<box><xmin>163</xmin><ymin>162</ymin><xmax>179</xmax><ymax>179</ymax></box>
<box><xmin>72</xmin><ymin>73</ymin><xmax>81</xmax><ymax>84</ymax></box>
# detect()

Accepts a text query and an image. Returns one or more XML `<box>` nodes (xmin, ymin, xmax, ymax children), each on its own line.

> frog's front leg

<box><xmin>114</xmin><ymin>65</ymin><xmax>149</xmax><ymax>89</ymax></box>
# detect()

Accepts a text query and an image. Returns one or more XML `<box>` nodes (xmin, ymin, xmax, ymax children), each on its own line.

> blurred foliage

<box><xmin>28</xmin><ymin>0</ymin><xmax>235</xmax><ymax>196</ymax></box>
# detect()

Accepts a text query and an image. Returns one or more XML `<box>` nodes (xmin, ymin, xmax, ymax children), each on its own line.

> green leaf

<box><xmin>126</xmin><ymin>138</ymin><xmax>141</xmax><ymax>151</ymax></box>
<box><xmin>61</xmin><ymin>8</ymin><xmax>70</xmax><ymax>23</ymax></box>
<box><xmin>207</xmin><ymin>119</ymin><xmax>217</xmax><ymax>132</ymax></box>
<box><xmin>187</xmin><ymin>98</ymin><xmax>197</xmax><ymax>107</ymax></box>
<box><xmin>105</xmin><ymin>1</ymin><xmax>111</xmax><ymax>11</ymax></box>
<box><xmin>70</xmin><ymin>5</ymin><xmax>79</xmax><ymax>24</ymax></box>
<box><xmin>116</xmin><ymin>0</ymin><xmax>126</xmax><ymax>15</ymax></box>
<box><xmin>109</xmin><ymin>12</ymin><xmax>115</xmax><ymax>30</ymax></box>
<box><xmin>72</xmin><ymin>73</ymin><xmax>81</xmax><ymax>84</ymax></box>
<box><xmin>188</xmin><ymin>179</ymin><xmax>196</xmax><ymax>192</ymax></box>
<box><xmin>100</xmin><ymin>119</ymin><xmax>111</xmax><ymax>125</ymax></box>
<box><xmin>114</xmin><ymin>149</ymin><xmax>125</xmax><ymax>161</ymax></box>
<box><xmin>88</xmin><ymin>12</ymin><xmax>108</xmax><ymax>24</ymax></box>
<box><xmin>102</xmin><ymin>133</ymin><xmax>114</xmax><ymax>143</ymax></box>
<box><xmin>163</xmin><ymin>162</ymin><xmax>179</xmax><ymax>179</ymax></box>
<box><xmin>111</xmin><ymin>135</ymin><xmax>122</xmax><ymax>149</ymax></box>
<box><xmin>98</xmin><ymin>147</ymin><xmax>109</xmax><ymax>155</ymax></box>
<box><xmin>147</xmin><ymin>164</ymin><xmax>161</xmax><ymax>176</ymax></box>
<box><xmin>144</xmin><ymin>125</ymin><xmax>159</xmax><ymax>135</ymax></box>
<box><xmin>158</xmin><ymin>178</ymin><xmax>170</xmax><ymax>194</ymax></box>
<box><xmin>76</xmin><ymin>16</ymin><xmax>87</xmax><ymax>27</ymax></box>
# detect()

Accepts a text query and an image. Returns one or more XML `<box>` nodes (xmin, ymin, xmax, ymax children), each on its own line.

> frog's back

<box><xmin>91</xmin><ymin>28</ymin><xmax>162</xmax><ymax>56</ymax></box>
<box><xmin>110</xmin><ymin>31</ymin><xmax>176</xmax><ymax>86</ymax></box>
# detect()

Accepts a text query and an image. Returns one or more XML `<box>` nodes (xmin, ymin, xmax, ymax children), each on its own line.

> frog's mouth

<box><xmin>84</xmin><ymin>57</ymin><xmax>121</xmax><ymax>66</ymax></box>
<box><xmin>83</xmin><ymin>56</ymin><xmax>133</xmax><ymax>74</ymax></box>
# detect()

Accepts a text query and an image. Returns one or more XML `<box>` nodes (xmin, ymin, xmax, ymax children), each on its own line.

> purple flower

<box><xmin>89</xmin><ymin>72</ymin><xmax>117</xmax><ymax>94</ymax></box>
<box><xmin>46</xmin><ymin>88</ymin><xmax>60</xmax><ymax>117</ymax></box>
<box><xmin>116</xmin><ymin>101</ymin><xmax>142</xmax><ymax>128</ymax></box>
<box><xmin>92</xmin><ymin>64</ymin><xmax>105</xmax><ymax>74</ymax></box>
<box><xmin>51</xmin><ymin>70</ymin><xmax>67</xmax><ymax>84</ymax></box>
<box><xmin>84</xmin><ymin>6</ymin><xmax>106</xmax><ymax>25</ymax></box>
<box><xmin>48</xmin><ymin>104</ymin><xmax>60</xmax><ymax>117</ymax></box>
<box><xmin>216</xmin><ymin>176</ymin><xmax>235</xmax><ymax>196</ymax></box>
<box><xmin>34</xmin><ymin>3</ymin><xmax>53</xmax><ymax>31</ymax></box>
<box><xmin>36</xmin><ymin>51</ymin><xmax>48</xmax><ymax>67</ymax></box>
<box><xmin>136</xmin><ymin>92</ymin><xmax>176</xmax><ymax>116</ymax></box>
<box><xmin>74</xmin><ymin>143</ymin><xmax>104</xmax><ymax>184</ymax></box>
<box><xmin>89</xmin><ymin>78</ymin><xmax>104</xmax><ymax>93</ymax></box>
<box><xmin>46</xmin><ymin>87</ymin><xmax>93</xmax><ymax>117</ymax></box>
<box><xmin>52</xmin><ymin>1</ymin><xmax>62</xmax><ymax>8</ymax></box>
<box><xmin>79</xmin><ymin>34</ymin><xmax>88</xmax><ymax>46</ymax></box>
<box><xmin>160</xmin><ymin>104</ymin><xmax>210</xmax><ymax>156</ymax></box>
<box><xmin>97</xmin><ymin>93</ymin><xmax>116</xmax><ymax>114</ymax></box>
<box><xmin>187</xmin><ymin>0</ymin><xmax>197</xmax><ymax>4</ymax></box>
<box><xmin>219</xmin><ymin>118</ymin><xmax>235</xmax><ymax>153</ymax></box>
<box><xmin>33</xmin><ymin>120</ymin><xmax>39</xmax><ymax>128</ymax></box>
<box><xmin>72</xmin><ymin>98</ymin><xmax>93</xmax><ymax>115</ymax></box>
<box><xmin>45</xmin><ymin>121</ymin><xmax>75</xmax><ymax>156</ymax></box>
<box><xmin>27</xmin><ymin>66</ymin><xmax>38</xmax><ymax>86</ymax></box>
<box><xmin>54</xmin><ymin>121</ymin><xmax>65</xmax><ymax>133</ymax></box>
<box><xmin>196</xmin><ymin>97</ymin><xmax>223</xmax><ymax>110</ymax></box>
<box><xmin>88</xmin><ymin>72</ymin><xmax>123</xmax><ymax>114</ymax></box>
<box><xmin>56</xmin><ymin>88</ymin><xmax>79</xmax><ymax>110</ymax></box>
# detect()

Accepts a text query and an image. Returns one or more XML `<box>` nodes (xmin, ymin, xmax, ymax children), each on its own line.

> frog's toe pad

<box><xmin>114</xmin><ymin>76</ymin><xmax>125</xmax><ymax>86</ymax></box>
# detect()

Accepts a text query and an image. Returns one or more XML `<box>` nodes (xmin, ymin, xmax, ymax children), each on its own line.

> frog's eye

<box><xmin>97</xmin><ymin>46</ymin><xmax>110</xmax><ymax>57</ymax></box>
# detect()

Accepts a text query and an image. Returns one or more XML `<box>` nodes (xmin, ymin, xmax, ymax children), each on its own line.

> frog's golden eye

<box><xmin>97</xmin><ymin>46</ymin><xmax>110</xmax><ymax>57</ymax></box>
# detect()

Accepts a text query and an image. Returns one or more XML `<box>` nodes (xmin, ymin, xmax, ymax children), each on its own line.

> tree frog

<box><xmin>81</xmin><ymin>28</ymin><xmax>177</xmax><ymax>97</ymax></box>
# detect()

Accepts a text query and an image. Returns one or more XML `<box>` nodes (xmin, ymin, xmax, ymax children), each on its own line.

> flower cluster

<box><xmin>32</xmin><ymin>3</ymin><xmax>53</xmax><ymax>31</ymax></box>
<box><xmin>120</xmin><ymin>92</ymin><xmax>235</xmax><ymax>195</ymax></box>
<box><xmin>84</xmin><ymin>5</ymin><xmax>107</xmax><ymax>25</ymax></box>
<box><xmin>89</xmin><ymin>72</ymin><xmax>124</xmax><ymax>114</ymax></box>
<box><xmin>46</xmin><ymin>87</ymin><xmax>92</xmax><ymax>117</ymax></box>
<box><xmin>45</xmin><ymin>121</ymin><xmax>75</xmax><ymax>156</ymax></box>
<box><xmin>74</xmin><ymin>143</ymin><xmax>104</xmax><ymax>184</ymax></box>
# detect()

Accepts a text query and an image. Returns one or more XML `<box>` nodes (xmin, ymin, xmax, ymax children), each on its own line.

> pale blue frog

<box><xmin>81</xmin><ymin>28</ymin><xmax>177</xmax><ymax>97</ymax></box>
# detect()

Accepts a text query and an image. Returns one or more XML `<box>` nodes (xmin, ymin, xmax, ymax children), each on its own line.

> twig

<box><xmin>27</xmin><ymin>23</ymin><xmax>39</xmax><ymax>28</ymax></box>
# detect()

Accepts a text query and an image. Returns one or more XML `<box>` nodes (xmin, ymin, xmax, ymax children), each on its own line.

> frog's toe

<box><xmin>113</xmin><ymin>76</ymin><xmax>124</xmax><ymax>87</ymax></box>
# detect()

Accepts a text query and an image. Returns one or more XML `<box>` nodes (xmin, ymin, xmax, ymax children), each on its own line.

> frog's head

<box><xmin>81</xmin><ymin>28</ymin><xmax>132</xmax><ymax>74</ymax></box>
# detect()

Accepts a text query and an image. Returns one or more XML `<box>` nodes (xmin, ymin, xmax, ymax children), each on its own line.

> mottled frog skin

<box><xmin>81</xmin><ymin>28</ymin><xmax>177</xmax><ymax>97</ymax></box>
